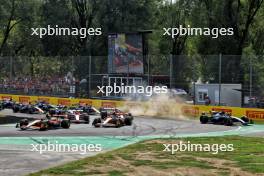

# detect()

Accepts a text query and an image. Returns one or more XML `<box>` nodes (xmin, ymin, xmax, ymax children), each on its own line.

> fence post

<box><xmin>9</xmin><ymin>57</ymin><xmax>13</xmax><ymax>80</ymax></box>
<box><xmin>147</xmin><ymin>55</ymin><xmax>150</xmax><ymax>85</ymax></box>
<box><xmin>88</xmin><ymin>55</ymin><xmax>91</xmax><ymax>98</ymax></box>
<box><xmin>218</xmin><ymin>54</ymin><xmax>222</xmax><ymax>106</ymax></box>
<box><xmin>169</xmin><ymin>54</ymin><xmax>172</xmax><ymax>88</ymax></box>
<box><xmin>192</xmin><ymin>56</ymin><xmax>196</xmax><ymax>105</ymax></box>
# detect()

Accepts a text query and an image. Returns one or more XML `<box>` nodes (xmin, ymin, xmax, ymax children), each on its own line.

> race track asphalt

<box><xmin>0</xmin><ymin>109</ymin><xmax>257</xmax><ymax>176</ymax></box>
<box><xmin>0</xmin><ymin>109</ymin><xmax>236</xmax><ymax>137</ymax></box>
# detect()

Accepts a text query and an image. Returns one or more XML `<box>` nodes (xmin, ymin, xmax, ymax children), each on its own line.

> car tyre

<box><xmin>92</xmin><ymin>118</ymin><xmax>101</xmax><ymax>127</ymax></box>
<box><xmin>224</xmin><ymin>118</ymin><xmax>233</xmax><ymax>126</ymax></box>
<box><xmin>39</xmin><ymin>122</ymin><xmax>48</xmax><ymax>131</ymax></box>
<box><xmin>101</xmin><ymin>111</ymin><xmax>108</xmax><ymax>119</ymax></box>
<box><xmin>83</xmin><ymin>114</ymin><xmax>90</xmax><ymax>124</ymax></box>
<box><xmin>115</xmin><ymin>119</ymin><xmax>122</xmax><ymax>128</ymax></box>
<box><xmin>241</xmin><ymin>116</ymin><xmax>249</xmax><ymax>123</ymax></box>
<box><xmin>61</xmin><ymin>120</ymin><xmax>70</xmax><ymax>129</ymax></box>
<box><xmin>124</xmin><ymin>117</ymin><xmax>133</xmax><ymax>126</ymax></box>
<box><xmin>200</xmin><ymin>115</ymin><xmax>209</xmax><ymax>124</ymax></box>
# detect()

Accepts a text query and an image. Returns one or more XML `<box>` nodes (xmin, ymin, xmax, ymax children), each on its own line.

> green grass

<box><xmin>28</xmin><ymin>136</ymin><xmax>264</xmax><ymax>176</ymax></box>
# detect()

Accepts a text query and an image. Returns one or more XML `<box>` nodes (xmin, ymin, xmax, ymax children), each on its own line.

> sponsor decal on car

<box><xmin>246</xmin><ymin>110</ymin><xmax>264</xmax><ymax>120</ymax></box>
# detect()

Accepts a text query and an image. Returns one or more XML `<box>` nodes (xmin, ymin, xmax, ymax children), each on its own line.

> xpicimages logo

<box><xmin>163</xmin><ymin>141</ymin><xmax>234</xmax><ymax>154</ymax></box>
<box><xmin>97</xmin><ymin>83</ymin><xmax>168</xmax><ymax>96</ymax></box>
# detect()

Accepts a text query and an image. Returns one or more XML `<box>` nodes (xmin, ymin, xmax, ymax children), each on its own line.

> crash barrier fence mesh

<box><xmin>0</xmin><ymin>55</ymin><xmax>263</xmax><ymax>108</ymax></box>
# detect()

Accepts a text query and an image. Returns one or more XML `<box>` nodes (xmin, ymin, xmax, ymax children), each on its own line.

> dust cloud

<box><xmin>121</xmin><ymin>92</ymin><xmax>191</xmax><ymax>119</ymax></box>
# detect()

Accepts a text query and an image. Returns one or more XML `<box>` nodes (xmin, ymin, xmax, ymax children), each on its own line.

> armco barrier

<box><xmin>0</xmin><ymin>94</ymin><xmax>124</xmax><ymax>109</ymax></box>
<box><xmin>1</xmin><ymin>94</ymin><xmax>264</xmax><ymax>121</ymax></box>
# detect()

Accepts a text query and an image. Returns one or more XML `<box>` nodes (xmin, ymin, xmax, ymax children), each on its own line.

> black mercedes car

<box><xmin>200</xmin><ymin>111</ymin><xmax>250</xmax><ymax>126</ymax></box>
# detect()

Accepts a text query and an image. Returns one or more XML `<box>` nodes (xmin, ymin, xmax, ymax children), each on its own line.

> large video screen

<box><xmin>108</xmin><ymin>33</ymin><xmax>144</xmax><ymax>74</ymax></box>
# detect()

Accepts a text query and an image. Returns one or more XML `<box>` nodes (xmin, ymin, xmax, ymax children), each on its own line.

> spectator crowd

<box><xmin>0</xmin><ymin>75</ymin><xmax>78</xmax><ymax>97</ymax></box>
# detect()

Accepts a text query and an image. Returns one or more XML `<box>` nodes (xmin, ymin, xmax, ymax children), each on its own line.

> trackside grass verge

<box><xmin>28</xmin><ymin>136</ymin><xmax>264</xmax><ymax>176</ymax></box>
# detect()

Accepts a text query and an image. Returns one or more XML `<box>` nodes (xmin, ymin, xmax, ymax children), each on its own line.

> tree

<box><xmin>197</xmin><ymin>0</ymin><xmax>264</xmax><ymax>83</ymax></box>
<box><xmin>70</xmin><ymin>0</ymin><xmax>98</xmax><ymax>55</ymax></box>
<box><xmin>0</xmin><ymin>0</ymin><xmax>23</xmax><ymax>55</ymax></box>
